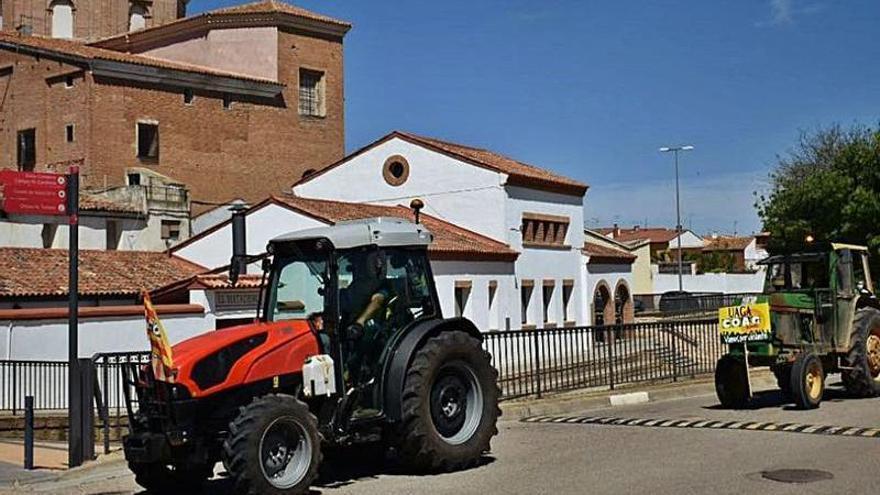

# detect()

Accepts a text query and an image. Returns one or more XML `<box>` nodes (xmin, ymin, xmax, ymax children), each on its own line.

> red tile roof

<box><xmin>0</xmin><ymin>31</ymin><xmax>281</xmax><ymax>85</ymax></box>
<box><xmin>0</xmin><ymin>248</ymin><xmax>205</xmax><ymax>298</ymax></box>
<box><xmin>91</xmin><ymin>0</ymin><xmax>350</xmax><ymax>48</ymax></box>
<box><xmin>295</xmin><ymin>131</ymin><xmax>588</xmax><ymax>197</ymax></box>
<box><xmin>703</xmin><ymin>236</ymin><xmax>753</xmax><ymax>252</ymax></box>
<box><xmin>600</xmin><ymin>227</ymin><xmax>681</xmax><ymax>244</ymax></box>
<box><xmin>189</xmin><ymin>273</ymin><xmax>264</xmax><ymax>289</ymax></box>
<box><xmin>582</xmin><ymin>242</ymin><xmax>637</xmax><ymax>264</ymax></box>
<box><xmin>209</xmin><ymin>0</ymin><xmax>351</xmax><ymax>27</ymax></box>
<box><xmin>273</xmin><ymin>196</ymin><xmax>519</xmax><ymax>262</ymax></box>
<box><xmin>80</xmin><ymin>195</ymin><xmax>143</xmax><ymax>215</ymax></box>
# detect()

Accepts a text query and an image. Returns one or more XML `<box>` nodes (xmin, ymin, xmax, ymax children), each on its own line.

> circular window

<box><xmin>383</xmin><ymin>155</ymin><xmax>410</xmax><ymax>186</ymax></box>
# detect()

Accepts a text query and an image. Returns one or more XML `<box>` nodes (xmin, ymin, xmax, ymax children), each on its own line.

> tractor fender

<box><xmin>382</xmin><ymin>317</ymin><xmax>482</xmax><ymax>422</ymax></box>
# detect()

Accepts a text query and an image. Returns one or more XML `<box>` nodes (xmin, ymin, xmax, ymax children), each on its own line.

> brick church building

<box><xmin>0</xmin><ymin>0</ymin><xmax>348</xmax><ymax>208</ymax></box>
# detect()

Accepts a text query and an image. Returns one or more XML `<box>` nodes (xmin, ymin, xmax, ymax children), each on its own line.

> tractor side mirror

<box><xmin>261</xmin><ymin>257</ymin><xmax>271</xmax><ymax>273</ymax></box>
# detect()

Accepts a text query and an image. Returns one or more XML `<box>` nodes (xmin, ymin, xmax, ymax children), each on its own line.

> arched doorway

<box><xmin>614</xmin><ymin>281</ymin><xmax>633</xmax><ymax>325</ymax></box>
<box><xmin>50</xmin><ymin>0</ymin><xmax>74</xmax><ymax>39</ymax></box>
<box><xmin>593</xmin><ymin>282</ymin><xmax>614</xmax><ymax>342</ymax></box>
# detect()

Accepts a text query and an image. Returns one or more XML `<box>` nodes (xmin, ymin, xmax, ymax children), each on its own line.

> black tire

<box><xmin>223</xmin><ymin>394</ymin><xmax>321</xmax><ymax>495</ymax></box>
<box><xmin>772</xmin><ymin>364</ymin><xmax>793</xmax><ymax>400</ymax></box>
<box><xmin>397</xmin><ymin>331</ymin><xmax>500</xmax><ymax>472</ymax></box>
<box><xmin>129</xmin><ymin>460</ymin><xmax>214</xmax><ymax>493</ymax></box>
<box><xmin>841</xmin><ymin>307</ymin><xmax>880</xmax><ymax>397</ymax></box>
<box><xmin>714</xmin><ymin>354</ymin><xmax>750</xmax><ymax>408</ymax></box>
<box><xmin>790</xmin><ymin>353</ymin><xmax>824</xmax><ymax>409</ymax></box>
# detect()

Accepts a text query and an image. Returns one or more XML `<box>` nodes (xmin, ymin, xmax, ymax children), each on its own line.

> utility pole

<box><xmin>659</xmin><ymin>145</ymin><xmax>694</xmax><ymax>292</ymax></box>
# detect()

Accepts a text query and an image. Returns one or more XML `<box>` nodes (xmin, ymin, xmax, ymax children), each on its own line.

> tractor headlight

<box><xmin>191</xmin><ymin>333</ymin><xmax>268</xmax><ymax>391</ymax></box>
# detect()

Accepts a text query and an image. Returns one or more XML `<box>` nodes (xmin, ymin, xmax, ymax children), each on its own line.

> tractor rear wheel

<box><xmin>397</xmin><ymin>331</ymin><xmax>500</xmax><ymax>472</ymax></box>
<box><xmin>128</xmin><ymin>460</ymin><xmax>215</xmax><ymax>493</ymax></box>
<box><xmin>791</xmin><ymin>353</ymin><xmax>824</xmax><ymax>409</ymax></box>
<box><xmin>714</xmin><ymin>354</ymin><xmax>750</xmax><ymax>408</ymax></box>
<box><xmin>223</xmin><ymin>394</ymin><xmax>321</xmax><ymax>495</ymax></box>
<box><xmin>841</xmin><ymin>307</ymin><xmax>880</xmax><ymax>397</ymax></box>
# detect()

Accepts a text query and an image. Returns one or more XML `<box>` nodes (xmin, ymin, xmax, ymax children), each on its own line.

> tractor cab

<box><xmin>264</xmin><ymin>217</ymin><xmax>439</xmax><ymax>415</ymax></box>
<box><xmin>757</xmin><ymin>243</ymin><xmax>874</xmax><ymax>351</ymax></box>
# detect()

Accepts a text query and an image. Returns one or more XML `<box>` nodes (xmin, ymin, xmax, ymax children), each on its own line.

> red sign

<box><xmin>0</xmin><ymin>170</ymin><xmax>69</xmax><ymax>216</ymax></box>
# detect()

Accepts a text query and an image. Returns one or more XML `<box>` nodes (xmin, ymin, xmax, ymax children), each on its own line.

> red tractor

<box><xmin>122</xmin><ymin>216</ymin><xmax>500</xmax><ymax>494</ymax></box>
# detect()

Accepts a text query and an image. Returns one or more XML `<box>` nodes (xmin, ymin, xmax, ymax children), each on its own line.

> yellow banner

<box><xmin>718</xmin><ymin>302</ymin><xmax>772</xmax><ymax>344</ymax></box>
<box><xmin>143</xmin><ymin>291</ymin><xmax>176</xmax><ymax>383</ymax></box>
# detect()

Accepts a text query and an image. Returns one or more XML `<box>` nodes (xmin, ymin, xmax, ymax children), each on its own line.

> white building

<box><xmin>291</xmin><ymin>131</ymin><xmax>634</xmax><ymax>328</ymax></box>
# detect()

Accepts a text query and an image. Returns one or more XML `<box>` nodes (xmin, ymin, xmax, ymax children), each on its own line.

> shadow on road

<box><xmin>133</xmin><ymin>443</ymin><xmax>495</xmax><ymax>495</ymax></box>
<box><xmin>702</xmin><ymin>383</ymin><xmax>857</xmax><ymax>412</ymax></box>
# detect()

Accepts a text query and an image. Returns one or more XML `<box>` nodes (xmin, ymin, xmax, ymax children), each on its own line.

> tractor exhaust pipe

<box><xmin>229</xmin><ymin>204</ymin><xmax>247</xmax><ymax>286</ymax></box>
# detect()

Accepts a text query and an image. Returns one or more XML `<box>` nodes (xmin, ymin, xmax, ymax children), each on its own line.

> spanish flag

<box><xmin>143</xmin><ymin>291</ymin><xmax>176</xmax><ymax>383</ymax></box>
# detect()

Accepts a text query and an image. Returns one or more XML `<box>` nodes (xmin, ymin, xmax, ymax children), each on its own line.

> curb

<box><xmin>500</xmin><ymin>371</ymin><xmax>777</xmax><ymax>420</ymax></box>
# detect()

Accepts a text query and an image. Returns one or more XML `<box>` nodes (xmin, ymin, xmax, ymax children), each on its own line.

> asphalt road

<box><xmin>6</xmin><ymin>380</ymin><xmax>880</xmax><ymax>495</ymax></box>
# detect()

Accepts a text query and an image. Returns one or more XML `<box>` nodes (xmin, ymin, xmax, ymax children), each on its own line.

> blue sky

<box><xmin>192</xmin><ymin>0</ymin><xmax>880</xmax><ymax>234</ymax></box>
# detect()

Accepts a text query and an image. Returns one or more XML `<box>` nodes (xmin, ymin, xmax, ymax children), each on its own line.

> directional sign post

<box><xmin>0</xmin><ymin>170</ymin><xmax>69</xmax><ymax>216</ymax></box>
<box><xmin>0</xmin><ymin>167</ymin><xmax>83</xmax><ymax>466</ymax></box>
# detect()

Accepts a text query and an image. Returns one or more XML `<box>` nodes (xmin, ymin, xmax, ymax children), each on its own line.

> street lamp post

<box><xmin>659</xmin><ymin>145</ymin><xmax>694</xmax><ymax>292</ymax></box>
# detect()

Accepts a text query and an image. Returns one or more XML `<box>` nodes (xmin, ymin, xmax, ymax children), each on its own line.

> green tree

<box><xmin>757</xmin><ymin>123</ymin><xmax>880</xmax><ymax>255</ymax></box>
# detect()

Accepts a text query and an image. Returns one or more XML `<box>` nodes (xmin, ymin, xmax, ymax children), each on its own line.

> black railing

<box><xmin>483</xmin><ymin>318</ymin><xmax>721</xmax><ymax>400</ymax></box>
<box><xmin>0</xmin><ymin>319</ymin><xmax>722</xmax><ymax>412</ymax></box>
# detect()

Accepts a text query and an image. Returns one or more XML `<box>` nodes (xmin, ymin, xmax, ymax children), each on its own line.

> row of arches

<box><xmin>48</xmin><ymin>1</ymin><xmax>149</xmax><ymax>39</ymax></box>
<box><xmin>592</xmin><ymin>280</ymin><xmax>633</xmax><ymax>326</ymax></box>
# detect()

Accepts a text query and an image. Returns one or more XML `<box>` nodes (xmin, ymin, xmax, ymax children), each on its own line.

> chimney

<box><xmin>613</xmin><ymin>223</ymin><xmax>620</xmax><ymax>238</ymax></box>
<box><xmin>228</xmin><ymin>204</ymin><xmax>248</xmax><ymax>286</ymax></box>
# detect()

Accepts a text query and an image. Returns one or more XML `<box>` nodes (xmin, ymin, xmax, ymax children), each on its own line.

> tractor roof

<box><xmin>269</xmin><ymin>217</ymin><xmax>433</xmax><ymax>249</ymax></box>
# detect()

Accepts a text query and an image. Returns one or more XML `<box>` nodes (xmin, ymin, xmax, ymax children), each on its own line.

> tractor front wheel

<box><xmin>223</xmin><ymin>394</ymin><xmax>321</xmax><ymax>495</ymax></box>
<box><xmin>842</xmin><ymin>307</ymin><xmax>880</xmax><ymax>397</ymax></box>
<box><xmin>791</xmin><ymin>353</ymin><xmax>824</xmax><ymax>409</ymax></box>
<box><xmin>715</xmin><ymin>354</ymin><xmax>750</xmax><ymax>409</ymax></box>
<box><xmin>128</xmin><ymin>460</ymin><xmax>215</xmax><ymax>493</ymax></box>
<box><xmin>397</xmin><ymin>331</ymin><xmax>500</xmax><ymax>472</ymax></box>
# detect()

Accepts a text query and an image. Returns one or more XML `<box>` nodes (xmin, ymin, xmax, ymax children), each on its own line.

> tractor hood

<box><xmin>170</xmin><ymin>319</ymin><xmax>320</xmax><ymax>397</ymax></box>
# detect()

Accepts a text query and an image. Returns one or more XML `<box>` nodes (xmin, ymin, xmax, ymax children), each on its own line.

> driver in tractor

<box><xmin>340</xmin><ymin>249</ymin><xmax>392</xmax><ymax>387</ymax></box>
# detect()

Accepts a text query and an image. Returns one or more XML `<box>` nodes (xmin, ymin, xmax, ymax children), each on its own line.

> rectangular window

<box><xmin>65</xmin><ymin>124</ymin><xmax>74</xmax><ymax>143</ymax></box>
<box><xmin>65</xmin><ymin>75</ymin><xmax>74</xmax><ymax>88</ymax></box>
<box><xmin>521</xmin><ymin>280</ymin><xmax>534</xmax><ymax>325</ymax></box>
<box><xmin>106</xmin><ymin>220</ymin><xmax>120</xmax><ymax>250</ymax></box>
<box><xmin>562</xmin><ymin>280</ymin><xmax>574</xmax><ymax>323</ymax></box>
<box><xmin>161</xmin><ymin>220</ymin><xmax>181</xmax><ymax>240</ymax></box>
<box><xmin>127</xmin><ymin>173</ymin><xmax>141</xmax><ymax>186</ymax></box>
<box><xmin>298</xmin><ymin>69</ymin><xmax>325</xmax><ymax>117</ymax></box>
<box><xmin>184</xmin><ymin>88</ymin><xmax>194</xmax><ymax>105</ymax></box>
<box><xmin>17</xmin><ymin>128</ymin><xmax>36</xmax><ymax>171</ymax></box>
<box><xmin>454</xmin><ymin>281</ymin><xmax>472</xmax><ymax>317</ymax></box>
<box><xmin>542</xmin><ymin>281</ymin><xmax>555</xmax><ymax>325</ymax></box>
<box><xmin>41</xmin><ymin>224</ymin><xmax>57</xmax><ymax>248</ymax></box>
<box><xmin>223</xmin><ymin>94</ymin><xmax>233</xmax><ymax>109</ymax></box>
<box><xmin>521</xmin><ymin>213</ymin><xmax>570</xmax><ymax>247</ymax></box>
<box><xmin>488</xmin><ymin>281</ymin><xmax>499</xmax><ymax>331</ymax></box>
<box><xmin>137</xmin><ymin>122</ymin><xmax>159</xmax><ymax>161</ymax></box>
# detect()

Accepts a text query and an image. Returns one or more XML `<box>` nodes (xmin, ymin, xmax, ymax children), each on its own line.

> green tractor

<box><xmin>715</xmin><ymin>243</ymin><xmax>880</xmax><ymax>409</ymax></box>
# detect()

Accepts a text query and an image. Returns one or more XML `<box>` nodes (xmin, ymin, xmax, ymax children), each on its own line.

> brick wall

<box><xmin>2</xmin><ymin>0</ymin><xmax>184</xmax><ymax>41</ymax></box>
<box><xmin>0</xmin><ymin>28</ymin><xmax>345</xmax><ymax>207</ymax></box>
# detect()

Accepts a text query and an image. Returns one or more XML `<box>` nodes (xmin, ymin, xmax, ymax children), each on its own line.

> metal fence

<box><xmin>0</xmin><ymin>319</ymin><xmax>723</xmax><ymax>415</ymax></box>
<box><xmin>483</xmin><ymin>318</ymin><xmax>722</xmax><ymax>400</ymax></box>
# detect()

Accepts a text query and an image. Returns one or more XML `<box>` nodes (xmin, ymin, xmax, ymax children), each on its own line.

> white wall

<box><xmin>671</xmin><ymin>230</ymin><xmax>705</xmax><ymax>249</ymax></box>
<box><xmin>174</xmin><ymin>203</ymin><xmax>327</xmax><ymax>269</ymax></box>
<box><xmin>431</xmin><ymin>261</ymin><xmax>516</xmax><ymax>331</ymax></box>
<box><xmin>652</xmin><ymin>266</ymin><xmax>766</xmax><ymax>294</ymax></box>
<box><xmin>0</xmin><ymin>311</ymin><xmax>212</xmax><ymax>361</ymax></box>
<box><xmin>293</xmin><ymin>137</ymin><xmax>510</xmax><ymax>243</ymax></box>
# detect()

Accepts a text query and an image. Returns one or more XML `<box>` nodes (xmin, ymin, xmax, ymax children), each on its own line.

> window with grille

<box><xmin>137</xmin><ymin>122</ymin><xmax>159</xmax><ymax>161</ymax></box>
<box><xmin>17</xmin><ymin>128</ymin><xmax>36</xmax><ymax>171</ymax></box>
<box><xmin>521</xmin><ymin>213</ymin><xmax>570</xmax><ymax>247</ymax></box>
<box><xmin>298</xmin><ymin>69</ymin><xmax>325</xmax><ymax>117</ymax></box>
